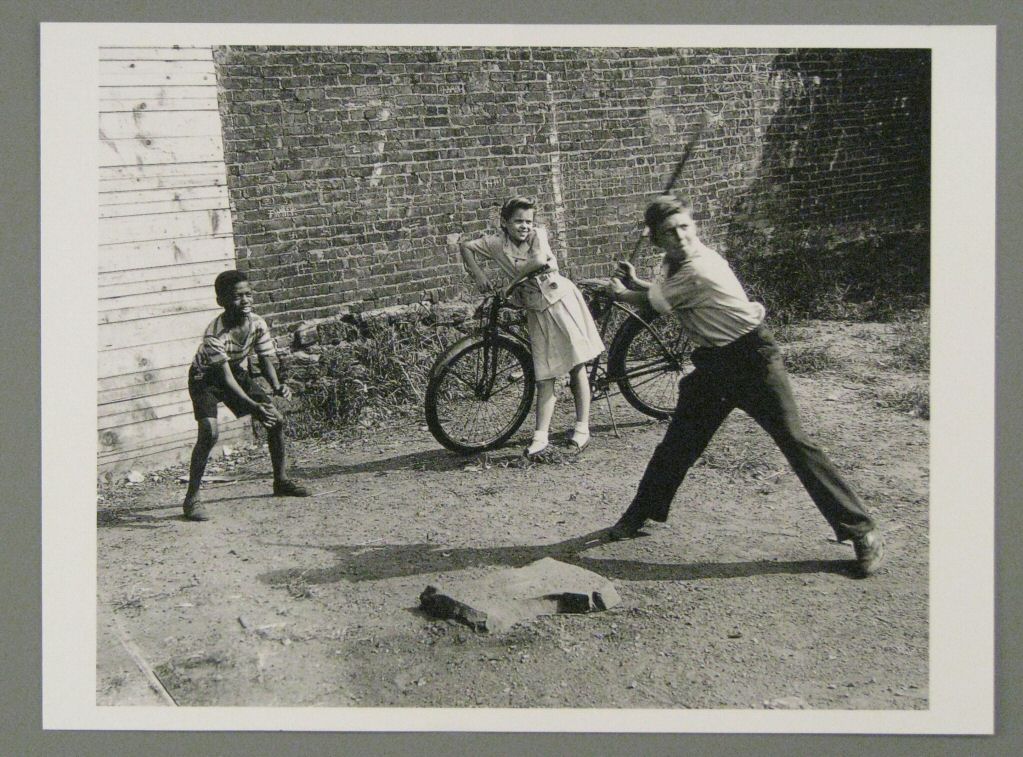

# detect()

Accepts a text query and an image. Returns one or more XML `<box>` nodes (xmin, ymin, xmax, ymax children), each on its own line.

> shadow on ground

<box><xmin>258</xmin><ymin>529</ymin><xmax>856</xmax><ymax>587</ymax></box>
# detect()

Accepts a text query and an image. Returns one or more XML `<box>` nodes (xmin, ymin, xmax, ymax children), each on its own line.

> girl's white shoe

<box><xmin>525</xmin><ymin>431</ymin><xmax>549</xmax><ymax>458</ymax></box>
<box><xmin>566</xmin><ymin>423</ymin><xmax>590</xmax><ymax>452</ymax></box>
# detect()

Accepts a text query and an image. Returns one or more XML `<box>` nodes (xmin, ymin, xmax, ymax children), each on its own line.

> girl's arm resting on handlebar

<box><xmin>503</xmin><ymin>262</ymin><xmax>552</xmax><ymax>295</ymax></box>
<box><xmin>458</xmin><ymin>242</ymin><xmax>492</xmax><ymax>292</ymax></box>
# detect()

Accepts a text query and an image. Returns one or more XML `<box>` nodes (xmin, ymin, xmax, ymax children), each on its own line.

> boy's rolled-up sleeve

<box><xmin>648</xmin><ymin>281</ymin><xmax>674</xmax><ymax>315</ymax></box>
<box><xmin>649</xmin><ymin>271</ymin><xmax>702</xmax><ymax>315</ymax></box>
<box><xmin>197</xmin><ymin>335</ymin><xmax>228</xmax><ymax>366</ymax></box>
<box><xmin>252</xmin><ymin>315</ymin><xmax>276</xmax><ymax>357</ymax></box>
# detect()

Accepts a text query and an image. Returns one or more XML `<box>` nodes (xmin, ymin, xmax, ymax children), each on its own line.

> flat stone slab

<box><xmin>419</xmin><ymin>557</ymin><xmax>620</xmax><ymax>633</ymax></box>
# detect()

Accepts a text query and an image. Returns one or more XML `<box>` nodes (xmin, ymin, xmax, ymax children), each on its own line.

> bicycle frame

<box><xmin>467</xmin><ymin>278</ymin><xmax>683</xmax><ymax>405</ymax></box>
<box><xmin>474</xmin><ymin>293</ymin><xmax>529</xmax><ymax>399</ymax></box>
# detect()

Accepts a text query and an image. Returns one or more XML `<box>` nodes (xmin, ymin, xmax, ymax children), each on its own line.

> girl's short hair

<box><xmin>644</xmin><ymin>194</ymin><xmax>694</xmax><ymax>232</ymax></box>
<box><xmin>214</xmin><ymin>269</ymin><xmax>249</xmax><ymax>299</ymax></box>
<box><xmin>500</xmin><ymin>195</ymin><xmax>536</xmax><ymax>222</ymax></box>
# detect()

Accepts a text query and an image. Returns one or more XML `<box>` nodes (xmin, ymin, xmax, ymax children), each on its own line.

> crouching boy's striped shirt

<box><xmin>190</xmin><ymin>313</ymin><xmax>276</xmax><ymax>381</ymax></box>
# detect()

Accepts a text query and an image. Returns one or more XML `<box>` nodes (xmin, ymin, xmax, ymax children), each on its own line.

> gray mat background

<box><xmin>4</xmin><ymin>1</ymin><xmax>1019</xmax><ymax>755</ymax></box>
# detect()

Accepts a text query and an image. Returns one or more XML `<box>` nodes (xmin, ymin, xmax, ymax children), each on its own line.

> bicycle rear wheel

<box><xmin>609</xmin><ymin>312</ymin><xmax>693</xmax><ymax>419</ymax></box>
<box><xmin>424</xmin><ymin>334</ymin><xmax>535</xmax><ymax>454</ymax></box>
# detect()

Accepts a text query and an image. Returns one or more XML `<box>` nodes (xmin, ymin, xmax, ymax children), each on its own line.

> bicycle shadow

<box><xmin>292</xmin><ymin>446</ymin><xmax>471</xmax><ymax>480</ymax></box>
<box><xmin>257</xmin><ymin>529</ymin><xmax>856</xmax><ymax>588</ymax></box>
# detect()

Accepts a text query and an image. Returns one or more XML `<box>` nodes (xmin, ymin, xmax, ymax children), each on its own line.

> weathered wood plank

<box><xmin>98</xmin><ymin>265</ymin><xmax>223</xmax><ymax>296</ymax></box>
<box><xmin>98</xmin><ymin>406</ymin><xmax>253</xmax><ymax>452</ymax></box>
<box><xmin>99</xmin><ymin>269</ymin><xmax>222</xmax><ymax>298</ymax></box>
<box><xmin>98</xmin><ymin>366</ymin><xmax>275</xmax><ymax>406</ymax></box>
<box><xmin>99</xmin><ymin>283</ymin><xmax>212</xmax><ymax>311</ymax></box>
<box><xmin>100</xmin><ymin>59</ymin><xmax>215</xmax><ymax>76</ymax></box>
<box><xmin>99</xmin><ymin>395</ymin><xmax>195</xmax><ymax>428</ymax></box>
<box><xmin>100</xmin><ymin>362</ymin><xmax>187</xmax><ymax>391</ymax></box>
<box><xmin>100</xmin><ymin>194</ymin><xmax>230</xmax><ymax>220</ymax></box>
<box><xmin>99</xmin><ymin>368</ymin><xmax>189</xmax><ymax>405</ymax></box>
<box><xmin>99</xmin><ymin>134</ymin><xmax>224</xmax><ymax>167</ymax></box>
<box><xmin>98</xmin><ymin>411</ymin><xmax>199</xmax><ymax>454</ymax></box>
<box><xmin>99</xmin><ymin>208</ymin><xmax>231</xmax><ymax>245</ymax></box>
<box><xmin>100</xmin><ymin>184</ymin><xmax>229</xmax><ymax>208</ymax></box>
<box><xmin>99</xmin><ymin>46</ymin><xmax>214</xmax><ymax>62</ymax></box>
<box><xmin>99</xmin><ymin>110</ymin><xmax>223</xmax><ymax>139</ymax></box>
<box><xmin>99</xmin><ymin>336</ymin><xmax>198</xmax><ymax>378</ymax></box>
<box><xmin>97</xmin><ymin>421</ymin><xmax>250</xmax><ymax>474</ymax></box>
<box><xmin>99</xmin><ymin>296</ymin><xmax>216</xmax><ymax>325</ymax></box>
<box><xmin>99</xmin><ymin>308</ymin><xmax>221</xmax><ymax>351</ymax></box>
<box><xmin>99</xmin><ymin>85</ymin><xmax>217</xmax><ymax>101</ymax></box>
<box><xmin>99</xmin><ymin>96</ymin><xmax>220</xmax><ymax>113</ymax></box>
<box><xmin>99</xmin><ymin>250</ymin><xmax>233</xmax><ymax>281</ymax></box>
<box><xmin>101</xmin><ymin>173</ymin><xmax>227</xmax><ymax>194</ymax></box>
<box><xmin>100</xmin><ymin>160</ymin><xmax>226</xmax><ymax>183</ymax></box>
<box><xmin>100</xmin><ymin>167</ymin><xmax>227</xmax><ymax>197</ymax></box>
<box><xmin>100</xmin><ymin>71</ymin><xmax>218</xmax><ymax>87</ymax></box>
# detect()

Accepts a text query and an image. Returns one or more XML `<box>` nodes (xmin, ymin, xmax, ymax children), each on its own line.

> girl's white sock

<box><xmin>527</xmin><ymin>431</ymin><xmax>549</xmax><ymax>456</ymax></box>
<box><xmin>572</xmin><ymin>421</ymin><xmax>590</xmax><ymax>447</ymax></box>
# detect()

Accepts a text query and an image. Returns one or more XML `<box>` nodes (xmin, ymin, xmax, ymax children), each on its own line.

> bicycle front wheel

<box><xmin>424</xmin><ymin>335</ymin><xmax>535</xmax><ymax>454</ymax></box>
<box><xmin>609</xmin><ymin>312</ymin><xmax>694</xmax><ymax>419</ymax></box>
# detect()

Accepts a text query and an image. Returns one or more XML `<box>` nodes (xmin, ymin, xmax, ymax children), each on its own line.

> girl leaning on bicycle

<box><xmin>457</xmin><ymin>196</ymin><xmax>604</xmax><ymax>459</ymax></box>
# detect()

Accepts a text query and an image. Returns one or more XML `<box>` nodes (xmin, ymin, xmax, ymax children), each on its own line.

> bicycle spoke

<box><xmin>614</xmin><ymin>312</ymin><xmax>693</xmax><ymax>418</ymax></box>
<box><xmin>426</xmin><ymin>336</ymin><xmax>533</xmax><ymax>451</ymax></box>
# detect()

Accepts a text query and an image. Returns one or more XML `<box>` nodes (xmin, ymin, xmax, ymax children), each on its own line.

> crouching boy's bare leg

<box><xmin>183</xmin><ymin>418</ymin><xmax>218</xmax><ymax>521</ymax></box>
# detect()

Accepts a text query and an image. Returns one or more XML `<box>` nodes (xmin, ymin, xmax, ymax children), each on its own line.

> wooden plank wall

<box><xmin>98</xmin><ymin>45</ymin><xmax>250</xmax><ymax>477</ymax></box>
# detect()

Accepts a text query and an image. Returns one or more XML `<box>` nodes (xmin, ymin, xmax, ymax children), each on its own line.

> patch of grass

<box><xmin>783</xmin><ymin>344</ymin><xmax>845</xmax><ymax>374</ymax></box>
<box><xmin>286</xmin><ymin>570</ymin><xmax>313</xmax><ymax>599</ymax></box>
<box><xmin>280</xmin><ymin>315</ymin><xmax>469</xmax><ymax>439</ymax></box>
<box><xmin>769</xmin><ymin>322</ymin><xmax>803</xmax><ymax>344</ymax></box>
<box><xmin>112</xmin><ymin>594</ymin><xmax>145</xmax><ymax>614</ymax></box>
<box><xmin>884</xmin><ymin>313</ymin><xmax>929</xmax><ymax>372</ymax></box>
<box><xmin>874</xmin><ymin>384</ymin><xmax>930</xmax><ymax>419</ymax></box>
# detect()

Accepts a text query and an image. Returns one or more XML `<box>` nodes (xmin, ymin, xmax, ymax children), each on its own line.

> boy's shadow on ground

<box><xmin>294</xmin><ymin>447</ymin><xmax>474</xmax><ymax>480</ymax></box>
<box><xmin>292</xmin><ymin>418</ymin><xmax>659</xmax><ymax>481</ymax></box>
<box><xmin>258</xmin><ymin>529</ymin><xmax>857</xmax><ymax>587</ymax></box>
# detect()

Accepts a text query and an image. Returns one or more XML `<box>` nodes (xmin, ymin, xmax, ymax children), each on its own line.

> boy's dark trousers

<box><xmin>618</xmin><ymin>324</ymin><xmax>875</xmax><ymax>541</ymax></box>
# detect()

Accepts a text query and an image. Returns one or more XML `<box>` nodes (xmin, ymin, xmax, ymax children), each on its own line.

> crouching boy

<box><xmin>182</xmin><ymin>270</ymin><xmax>310</xmax><ymax>521</ymax></box>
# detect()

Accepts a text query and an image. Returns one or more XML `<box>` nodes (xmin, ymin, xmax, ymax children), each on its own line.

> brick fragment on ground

<box><xmin>419</xmin><ymin>557</ymin><xmax>620</xmax><ymax>633</ymax></box>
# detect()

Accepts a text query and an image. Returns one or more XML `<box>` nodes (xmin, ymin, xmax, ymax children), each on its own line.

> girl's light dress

<box><xmin>462</xmin><ymin>226</ymin><xmax>604</xmax><ymax>380</ymax></box>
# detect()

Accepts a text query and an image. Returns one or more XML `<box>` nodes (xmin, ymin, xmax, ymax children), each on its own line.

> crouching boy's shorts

<box><xmin>188</xmin><ymin>363</ymin><xmax>271</xmax><ymax>421</ymax></box>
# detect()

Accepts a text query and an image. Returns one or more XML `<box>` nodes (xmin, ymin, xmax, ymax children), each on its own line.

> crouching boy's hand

<box><xmin>257</xmin><ymin>402</ymin><xmax>285</xmax><ymax>429</ymax></box>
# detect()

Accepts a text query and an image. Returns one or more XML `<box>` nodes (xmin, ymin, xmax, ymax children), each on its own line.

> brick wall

<box><xmin>214</xmin><ymin>46</ymin><xmax>929</xmax><ymax>328</ymax></box>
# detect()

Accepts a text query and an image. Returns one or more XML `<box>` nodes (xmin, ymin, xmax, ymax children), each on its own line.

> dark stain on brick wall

<box><xmin>213</xmin><ymin>46</ymin><xmax>929</xmax><ymax>327</ymax></box>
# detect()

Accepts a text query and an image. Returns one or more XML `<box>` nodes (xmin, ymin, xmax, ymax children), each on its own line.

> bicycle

<box><xmin>424</xmin><ymin>265</ymin><xmax>694</xmax><ymax>454</ymax></box>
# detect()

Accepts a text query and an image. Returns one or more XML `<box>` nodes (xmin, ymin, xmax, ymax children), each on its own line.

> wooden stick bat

<box><xmin>626</xmin><ymin>108</ymin><xmax>717</xmax><ymax>265</ymax></box>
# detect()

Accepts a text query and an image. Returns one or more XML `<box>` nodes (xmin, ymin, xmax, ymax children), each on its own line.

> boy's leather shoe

<box><xmin>852</xmin><ymin>528</ymin><xmax>886</xmax><ymax>577</ymax></box>
<box><xmin>607</xmin><ymin>516</ymin><xmax>647</xmax><ymax>541</ymax></box>
<box><xmin>273</xmin><ymin>479</ymin><xmax>311</xmax><ymax>497</ymax></box>
<box><xmin>183</xmin><ymin>497</ymin><xmax>209</xmax><ymax>522</ymax></box>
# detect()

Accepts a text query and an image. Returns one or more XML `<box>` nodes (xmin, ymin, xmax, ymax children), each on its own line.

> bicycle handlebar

<box><xmin>501</xmin><ymin>264</ymin><xmax>552</xmax><ymax>299</ymax></box>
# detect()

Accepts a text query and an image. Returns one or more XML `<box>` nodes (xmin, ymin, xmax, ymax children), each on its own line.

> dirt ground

<box><xmin>97</xmin><ymin>319</ymin><xmax>928</xmax><ymax>710</ymax></box>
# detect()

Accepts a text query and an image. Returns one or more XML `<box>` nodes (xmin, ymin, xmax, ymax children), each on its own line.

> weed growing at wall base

<box><xmin>277</xmin><ymin>310</ymin><xmax>472</xmax><ymax>440</ymax></box>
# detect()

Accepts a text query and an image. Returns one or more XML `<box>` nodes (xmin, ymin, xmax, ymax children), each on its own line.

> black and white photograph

<box><xmin>39</xmin><ymin>22</ymin><xmax>994</xmax><ymax>733</ymax></box>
